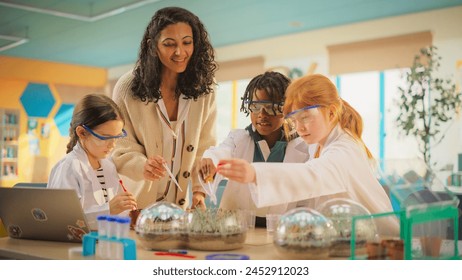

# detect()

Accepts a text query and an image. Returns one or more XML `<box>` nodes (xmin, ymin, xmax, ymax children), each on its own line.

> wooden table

<box><xmin>0</xmin><ymin>228</ymin><xmax>288</xmax><ymax>260</ymax></box>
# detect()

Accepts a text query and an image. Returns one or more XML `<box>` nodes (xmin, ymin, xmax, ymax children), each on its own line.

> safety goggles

<box><xmin>82</xmin><ymin>124</ymin><xmax>127</xmax><ymax>146</ymax></box>
<box><xmin>245</xmin><ymin>100</ymin><xmax>283</xmax><ymax>116</ymax></box>
<box><xmin>285</xmin><ymin>105</ymin><xmax>321</xmax><ymax>126</ymax></box>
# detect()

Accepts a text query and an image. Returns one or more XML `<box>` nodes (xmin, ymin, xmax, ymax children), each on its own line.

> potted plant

<box><xmin>395</xmin><ymin>46</ymin><xmax>462</xmax><ymax>168</ymax></box>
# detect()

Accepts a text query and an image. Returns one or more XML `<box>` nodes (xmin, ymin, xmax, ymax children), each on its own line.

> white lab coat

<box><xmin>250</xmin><ymin>124</ymin><xmax>399</xmax><ymax>234</ymax></box>
<box><xmin>47</xmin><ymin>142</ymin><xmax>121</xmax><ymax>229</ymax></box>
<box><xmin>202</xmin><ymin>128</ymin><xmax>310</xmax><ymax>217</ymax></box>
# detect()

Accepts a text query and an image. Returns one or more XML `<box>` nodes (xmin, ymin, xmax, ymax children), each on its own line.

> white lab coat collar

<box><xmin>249</xmin><ymin>124</ymin><xmax>286</xmax><ymax>161</ymax></box>
<box><xmin>317</xmin><ymin>124</ymin><xmax>344</xmax><ymax>156</ymax></box>
<box><xmin>285</xmin><ymin>137</ymin><xmax>311</xmax><ymax>161</ymax></box>
<box><xmin>73</xmin><ymin>142</ymin><xmax>117</xmax><ymax>205</ymax></box>
<box><xmin>297</xmin><ymin>125</ymin><xmax>340</xmax><ymax>161</ymax></box>
<box><xmin>292</xmin><ymin>137</ymin><xmax>311</xmax><ymax>154</ymax></box>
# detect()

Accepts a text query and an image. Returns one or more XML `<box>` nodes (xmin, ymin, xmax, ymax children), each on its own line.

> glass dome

<box><xmin>317</xmin><ymin>198</ymin><xmax>377</xmax><ymax>257</ymax></box>
<box><xmin>273</xmin><ymin>207</ymin><xmax>336</xmax><ymax>259</ymax></box>
<box><xmin>135</xmin><ymin>201</ymin><xmax>186</xmax><ymax>250</ymax></box>
<box><xmin>185</xmin><ymin>208</ymin><xmax>247</xmax><ymax>251</ymax></box>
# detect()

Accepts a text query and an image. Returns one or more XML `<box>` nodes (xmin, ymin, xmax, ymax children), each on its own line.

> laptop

<box><xmin>0</xmin><ymin>187</ymin><xmax>91</xmax><ymax>243</ymax></box>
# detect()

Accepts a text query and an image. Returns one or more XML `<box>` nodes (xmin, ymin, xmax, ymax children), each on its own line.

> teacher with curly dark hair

<box><xmin>112</xmin><ymin>6</ymin><xmax>217</xmax><ymax>210</ymax></box>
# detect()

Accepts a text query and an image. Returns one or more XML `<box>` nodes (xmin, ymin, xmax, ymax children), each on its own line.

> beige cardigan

<box><xmin>112</xmin><ymin>71</ymin><xmax>217</xmax><ymax>209</ymax></box>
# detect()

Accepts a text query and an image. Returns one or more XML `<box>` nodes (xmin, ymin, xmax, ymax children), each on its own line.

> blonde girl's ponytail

<box><xmin>339</xmin><ymin>99</ymin><xmax>373</xmax><ymax>159</ymax></box>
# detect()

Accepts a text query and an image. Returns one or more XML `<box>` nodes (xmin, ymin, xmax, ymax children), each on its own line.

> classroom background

<box><xmin>0</xmin><ymin>1</ymin><xmax>461</xmax><ymax>189</ymax></box>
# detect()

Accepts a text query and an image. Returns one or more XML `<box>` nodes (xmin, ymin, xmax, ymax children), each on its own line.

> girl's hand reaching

<box><xmin>216</xmin><ymin>158</ymin><xmax>256</xmax><ymax>184</ymax></box>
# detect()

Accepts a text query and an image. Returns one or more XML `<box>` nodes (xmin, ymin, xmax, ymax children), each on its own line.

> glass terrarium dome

<box><xmin>317</xmin><ymin>198</ymin><xmax>378</xmax><ymax>257</ymax></box>
<box><xmin>135</xmin><ymin>201</ymin><xmax>185</xmax><ymax>250</ymax></box>
<box><xmin>273</xmin><ymin>207</ymin><xmax>336</xmax><ymax>259</ymax></box>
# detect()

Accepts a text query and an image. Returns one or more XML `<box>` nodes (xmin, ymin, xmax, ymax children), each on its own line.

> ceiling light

<box><xmin>0</xmin><ymin>34</ymin><xmax>28</xmax><ymax>52</ymax></box>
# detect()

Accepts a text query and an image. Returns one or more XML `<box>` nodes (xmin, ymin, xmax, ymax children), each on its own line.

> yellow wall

<box><xmin>0</xmin><ymin>56</ymin><xmax>106</xmax><ymax>87</ymax></box>
<box><xmin>0</xmin><ymin>56</ymin><xmax>107</xmax><ymax>187</ymax></box>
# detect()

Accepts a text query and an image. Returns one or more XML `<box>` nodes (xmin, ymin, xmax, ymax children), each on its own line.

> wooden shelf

<box><xmin>3</xmin><ymin>141</ymin><xmax>18</xmax><ymax>146</ymax></box>
<box><xmin>0</xmin><ymin>109</ymin><xmax>19</xmax><ymax>180</ymax></box>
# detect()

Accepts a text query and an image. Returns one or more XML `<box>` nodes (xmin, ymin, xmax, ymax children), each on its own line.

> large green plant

<box><xmin>396</xmin><ymin>46</ymin><xmax>462</xmax><ymax>167</ymax></box>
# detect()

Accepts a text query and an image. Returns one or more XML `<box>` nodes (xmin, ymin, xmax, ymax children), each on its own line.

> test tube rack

<box><xmin>82</xmin><ymin>231</ymin><xmax>137</xmax><ymax>260</ymax></box>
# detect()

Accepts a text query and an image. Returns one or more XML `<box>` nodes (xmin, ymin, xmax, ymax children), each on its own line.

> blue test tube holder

<box><xmin>82</xmin><ymin>232</ymin><xmax>137</xmax><ymax>260</ymax></box>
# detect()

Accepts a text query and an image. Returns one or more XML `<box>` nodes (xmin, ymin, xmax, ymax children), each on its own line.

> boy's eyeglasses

<box><xmin>285</xmin><ymin>105</ymin><xmax>321</xmax><ymax>126</ymax></box>
<box><xmin>82</xmin><ymin>124</ymin><xmax>127</xmax><ymax>146</ymax></box>
<box><xmin>245</xmin><ymin>100</ymin><xmax>283</xmax><ymax>116</ymax></box>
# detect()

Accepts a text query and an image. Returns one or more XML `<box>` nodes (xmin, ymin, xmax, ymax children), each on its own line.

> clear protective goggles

<box><xmin>82</xmin><ymin>124</ymin><xmax>127</xmax><ymax>146</ymax></box>
<box><xmin>245</xmin><ymin>100</ymin><xmax>283</xmax><ymax>116</ymax></box>
<box><xmin>284</xmin><ymin>105</ymin><xmax>321</xmax><ymax>126</ymax></box>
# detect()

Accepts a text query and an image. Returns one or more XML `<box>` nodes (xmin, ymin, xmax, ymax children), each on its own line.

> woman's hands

<box><xmin>216</xmin><ymin>158</ymin><xmax>256</xmax><ymax>184</ymax></box>
<box><xmin>143</xmin><ymin>155</ymin><xmax>166</xmax><ymax>181</ymax></box>
<box><xmin>192</xmin><ymin>191</ymin><xmax>206</xmax><ymax>210</ymax></box>
<box><xmin>109</xmin><ymin>192</ymin><xmax>137</xmax><ymax>215</ymax></box>
<box><xmin>143</xmin><ymin>156</ymin><xmax>213</xmax><ymax>210</ymax></box>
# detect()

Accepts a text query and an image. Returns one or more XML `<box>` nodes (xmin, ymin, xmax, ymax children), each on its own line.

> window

<box><xmin>215</xmin><ymin>79</ymin><xmax>251</xmax><ymax>143</ymax></box>
<box><xmin>336</xmin><ymin>69</ymin><xmax>420</xmax><ymax>161</ymax></box>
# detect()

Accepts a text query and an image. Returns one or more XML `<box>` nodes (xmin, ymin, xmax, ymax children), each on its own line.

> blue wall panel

<box><xmin>54</xmin><ymin>103</ymin><xmax>74</xmax><ymax>137</ymax></box>
<box><xmin>20</xmin><ymin>83</ymin><xmax>55</xmax><ymax>118</ymax></box>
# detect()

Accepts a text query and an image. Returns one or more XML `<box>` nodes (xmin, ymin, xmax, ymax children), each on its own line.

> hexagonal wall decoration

<box><xmin>54</xmin><ymin>103</ymin><xmax>75</xmax><ymax>137</ymax></box>
<box><xmin>20</xmin><ymin>83</ymin><xmax>56</xmax><ymax>118</ymax></box>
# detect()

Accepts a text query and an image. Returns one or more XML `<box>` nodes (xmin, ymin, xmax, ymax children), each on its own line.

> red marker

<box><xmin>154</xmin><ymin>252</ymin><xmax>196</xmax><ymax>258</ymax></box>
<box><xmin>217</xmin><ymin>162</ymin><xmax>231</xmax><ymax>169</ymax></box>
<box><xmin>119</xmin><ymin>179</ymin><xmax>128</xmax><ymax>192</ymax></box>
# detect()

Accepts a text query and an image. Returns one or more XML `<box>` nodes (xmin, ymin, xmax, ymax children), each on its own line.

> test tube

<box><xmin>106</xmin><ymin>216</ymin><xmax>117</xmax><ymax>259</ymax></box>
<box><xmin>96</xmin><ymin>215</ymin><xmax>108</xmax><ymax>259</ymax></box>
<box><xmin>116</xmin><ymin>217</ymin><xmax>130</xmax><ymax>239</ymax></box>
<box><xmin>115</xmin><ymin>217</ymin><xmax>131</xmax><ymax>260</ymax></box>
